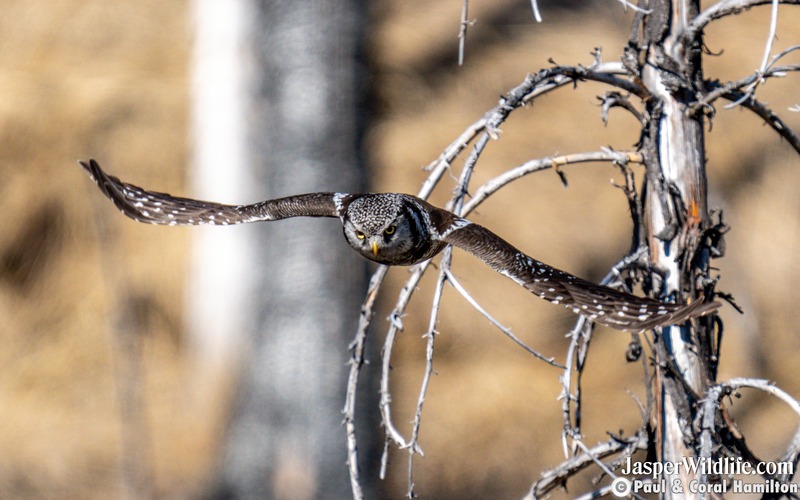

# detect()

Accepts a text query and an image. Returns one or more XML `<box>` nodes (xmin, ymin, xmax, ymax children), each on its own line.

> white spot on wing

<box><xmin>333</xmin><ymin>193</ymin><xmax>347</xmax><ymax>214</ymax></box>
<box><xmin>439</xmin><ymin>217</ymin><xmax>471</xmax><ymax>239</ymax></box>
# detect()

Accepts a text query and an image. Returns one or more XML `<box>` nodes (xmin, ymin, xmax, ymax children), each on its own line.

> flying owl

<box><xmin>79</xmin><ymin>159</ymin><xmax>719</xmax><ymax>332</ymax></box>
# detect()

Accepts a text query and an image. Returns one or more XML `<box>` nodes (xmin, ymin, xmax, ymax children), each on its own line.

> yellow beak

<box><xmin>371</xmin><ymin>241</ymin><xmax>379</xmax><ymax>256</ymax></box>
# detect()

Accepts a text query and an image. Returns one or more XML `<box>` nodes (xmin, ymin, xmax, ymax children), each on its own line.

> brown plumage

<box><xmin>79</xmin><ymin>159</ymin><xmax>720</xmax><ymax>331</ymax></box>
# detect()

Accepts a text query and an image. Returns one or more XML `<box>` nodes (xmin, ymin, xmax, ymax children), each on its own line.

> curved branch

<box><xmin>600</xmin><ymin>91</ymin><xmax>646</xmax><ymax>126</ymax></box>
<box><xmin>559</xmin><ymin>246</ymin><xmax>648</xmax><ymax>457</ymax></box>
<box><xmin>698</xmin><ymin>378</ymin><xmax>800</xmax><ymax>495</ymax></box>
<box><xmin>722</xmin><ymin>90</ymin><xmax>800</xmax><ymax>154</ymax></box>
<box><xmin>423</xmin><ymin>62</ymin><xmax>644</xmax><ymax>177</ymax></box>
<box><xmin>343</xmin><ymin>265</ymin><xmax>388</xmax><ymax>500</ymax></box>
<box><xmin>405</xmin><ymin>249</ymin><xmax>450</xmax><ymax>498</ymax></box>
<box><xmin>687</xmin><ymin>0</ymin><xmax>800</xmax><ymax>40</ymax></box>
<box><xmin>378</xmin><ymin>262</ymin><xmax>431</xmax><ymax>455</ymax></box>
<box><xmin>528</xmin><ymin>432</ymin><xmax>648</xmax><ymax>498</ymax></box>
<box><xmin>444</xmin><ymin>269</ymin><xmax>564</xmax><ymax>367</ymax></box>
<box><xmin>462</xmin><ymin>150</ymin><xmax>645</xmax><ymax>217</ymax></box>
<box><xmin>692</xmin><ymin>64</ymin><xmax>800</xmax><ymax>113</ymax></box>
<box><xmin>722</xmin><ymin>45</ymin><xmax>800</xmax><ymax>109</ymax></box>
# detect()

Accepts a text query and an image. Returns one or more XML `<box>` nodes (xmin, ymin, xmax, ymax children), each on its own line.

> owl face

<box><xmin>342</xmin><ymin>194</ymin><xmax>433</xmax><ymax>266</ymax></box>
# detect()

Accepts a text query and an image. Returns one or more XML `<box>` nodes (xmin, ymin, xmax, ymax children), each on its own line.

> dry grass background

<box><xmin>0</xmin><ymin>0</ymin><xmax>798</xmax><ymax>498</ymax></box>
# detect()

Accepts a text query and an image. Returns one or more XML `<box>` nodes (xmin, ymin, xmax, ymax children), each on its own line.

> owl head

<box><xmin>342</xmin><ymin>194</ymin><xmax>438</xmax><ymax>266</ymax></box>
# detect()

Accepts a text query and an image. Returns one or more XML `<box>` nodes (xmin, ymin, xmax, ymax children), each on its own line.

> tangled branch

<box><xmin>686</xmin><ymin>0</ymin><xmax>800</xmax><ymax>39</ymax></box>
<box><xmin>344</xmin><ymin>8</ymin><xmax>800</xmax><ymax>492</ymax></box>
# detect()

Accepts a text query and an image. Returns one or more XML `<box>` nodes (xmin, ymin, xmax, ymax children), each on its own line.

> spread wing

<box><xmin>436</xmin><ymin>214</ymin><xmax>719</xmax><ymax>332</ymax></box>
<box><xmin>79</xmin><ymin>159</ymin><xmax>341</xmax><ymax>226</ymax></box>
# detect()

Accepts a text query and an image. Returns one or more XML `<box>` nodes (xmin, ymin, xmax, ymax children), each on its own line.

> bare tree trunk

<box><xmin>640</xmin><ymin>0</ymin><xmax>714</xmax><ymax>496</ymax></box>
<box><xmin>190</xmin><ymin>0</ymin><xmax>374</xmax><ymax>498</ymax></box>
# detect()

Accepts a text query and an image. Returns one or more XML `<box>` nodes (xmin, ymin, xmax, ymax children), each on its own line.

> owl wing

<box><xmin>79</xmin><ymin>159</ymin><xmax>341</xmax><ymax>225</ymax></box>
<box><xmin>433</xmin><ymin>211</ymin><xmax>719</xmax><ymax>332</ymax></box>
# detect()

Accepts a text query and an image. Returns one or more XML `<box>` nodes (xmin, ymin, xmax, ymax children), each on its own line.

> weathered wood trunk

<box><xmin>640</xmin><ymin>0</ymin><xmax>714</xmax><ymax>496</ymax></box>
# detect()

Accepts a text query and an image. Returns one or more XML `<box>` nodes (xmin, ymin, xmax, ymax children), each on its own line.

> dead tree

<box><xmin>343</xmin><ymin>0</ymin><xmax>800</xmax><ymax>498</ymax></box>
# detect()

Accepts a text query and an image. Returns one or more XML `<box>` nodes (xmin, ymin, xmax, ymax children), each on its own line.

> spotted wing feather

<box><xmin>79</xmin><ymin>159</ymin><xmax>340</xmax><ymax>225</ymax></box>
<box><xmin>439</xmin><ymin>216</ymin><xmax>719</xmax><ymax>332</ymax></box>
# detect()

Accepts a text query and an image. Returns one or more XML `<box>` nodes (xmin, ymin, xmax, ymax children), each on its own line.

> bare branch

<box><xmin>405</xmin><ymin>250</ymin><xmax>450</xmax><ymax>498</ymax></box>
<box><xmin>724</xmin><ymin>378</ymin><xmax>800</xmax><ymax>420</ymax></box>
<box><xmin>698</xmin><ymin>378</ymin><xmax>800</xmax><ymax>495</ymax></box>
<box><xmin>448</xmin><ymin>133</ymin><xmax>489</xmax><ymax>212</ymax></box>
<box><xmin>755</xmin><ymin>0</ymin><xmax>781</xmax><ymax>80</ymax></box>
<box><xmin>461</xmin><ymin>150</ymin><xmax>645</xmax><ymax>217</ymax></box>
<box><xmin>423</xmin><ymin>62</ymin><xmax>644</xmax><ymax>178</ymax></box>
<box><xmin>457</xmin><ymin>0</ymin><xmax>475</xmax><ymax>66</ymax></box>
<box><xmin>344</xmin><ymin>265</ymin><xmax>388</xmax><ymax>500</ymax></box>
<box><xmin>724</xmin><ymin>43</ymin><xmax>800</xmax><ymax>109</ymax></box>
<box><xmin>572</xmin><ymin>437</ymin><xmax>622</xmax><ymax>480</ymax></box>
<box><xmin>611</xmin><ymin>162</ymin><xmax>646</xmax><ymax>251</ymax></box>
<box><xmin>443</xmin><ymin>269</ymin><xmax>564</xmax><ymax>367</ymax></box>
<box><xmin>530</xmin><ymin>0</ymin><xmax>542</xmax><ymax>22</ymax></box>
<box><xmin>687</xmin><ymin>0</ymin><xmax>800</xmax><ymax>40</ymax></box>
<box><xmin>378</xmin><ymin>262</ymin><xmax>431</xmax><ymax>457</ymax></box>
<box><xmin>516</xmin><ymin>64</ymin><xmax>649</xmax><ymax>104</ymax></box>
<box><xmin>528</xmin><ymin>432</ymin><xmax>648</xmax><ymax>498</ymax></box>
<box><xmin>560</xmin><ymin>317</ymin><xmax>591</xmax><ymax>457</ymax></box>
<box><xmin>692</xmin><ymin>64</ymin><xmax>800</xmax><ymax>112</ymax></box>
<box><xmin>722</xmin><ymin>89</ymin><xmax>800</xmax><ymax>154</ymax></box>
<box><xmin>600</xmin><ymin>91</ymin><xmax>646</xmax><ymax>125</ymax></box>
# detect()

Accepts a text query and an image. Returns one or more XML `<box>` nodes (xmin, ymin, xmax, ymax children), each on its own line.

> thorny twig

<box><xmin>528</xmin><ymin>431</ymin><xmax>648</xmax><ymax>498</ymax></box>
<box><xmin>559</xmin><ymin>247</ymin><xmax>649</xmax><ymax>457</ymax></box>
<box><xmin>403</xmin><ymin>128</ymin><xmax>490</xmax><ymax>497</ymax></box>
<box><xmin>444</xmin><ymin>269</ymin><xmax>564</xmax><ymax>367</ymax></box>
<box><xmin>720</xmin><ymin>0</ymin><xmax>782</xmax><ymax>109</ymax></box>
<box><xmin>686</xmin><ymin>0</ymin><xmax>800</xmax><ymax>40</ymax></box>
<box><xmin>379</xmin><ymin>262</ymin><xmax>431</xmax><ymax>457</ymax></box>
<box><xmin>462</xmin><ymin>150</ymin><xmax>645</xmax><ymax>217</ymax></box>
<box><xmin>405</xmin><ymin>249</ymin><xmax>450</xmax><ymax>497</ymax></box>
<box><xmin>457</xmin><ymin>0</ymin><xmax>474</xmax><ymax>66</ymax></box>
<box><xmin>696</xmin><ymin>378</ymin><xmax>800</xmax><ymax>498</ymax></box>
<box><xmin>723</xmin><ymin>89</ymin><xmax>800</xmax><ymax>153</ymax></box>
<box><xmin>691</xmin><ymin>64</ymin><xmax>800</xmax><ymax>114</ymax></box>
<box><xmin>344</xmin><ymin>265</ymin><xmax>388</xmax><ymax>500</ymax></box>
<box><xmin>422</xmin><ymin>59</ymin><xmax>643</xmax><ymax>175</ymax></box>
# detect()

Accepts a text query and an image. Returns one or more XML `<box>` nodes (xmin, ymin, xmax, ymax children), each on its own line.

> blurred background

<box><xmin>1</xmin><ymin>0</ymin><xmax>799</xmax><ymax>498</ymax></box>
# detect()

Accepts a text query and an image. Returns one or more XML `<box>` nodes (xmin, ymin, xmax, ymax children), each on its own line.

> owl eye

<box><xmin>355</xmin><ymin>230</ymin><xmax>366</xmax><ymax>240</ymax></box>
<box><xmin>384</xmin><ymin>225</ymin><xmax>396</xmax><ymax>236</ymax></box>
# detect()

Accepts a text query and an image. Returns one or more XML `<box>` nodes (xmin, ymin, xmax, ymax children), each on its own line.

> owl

<box><xmin>79</xmin><ymin>159</ymin><xmax>719</xmax><ymax>331</ymax></box>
